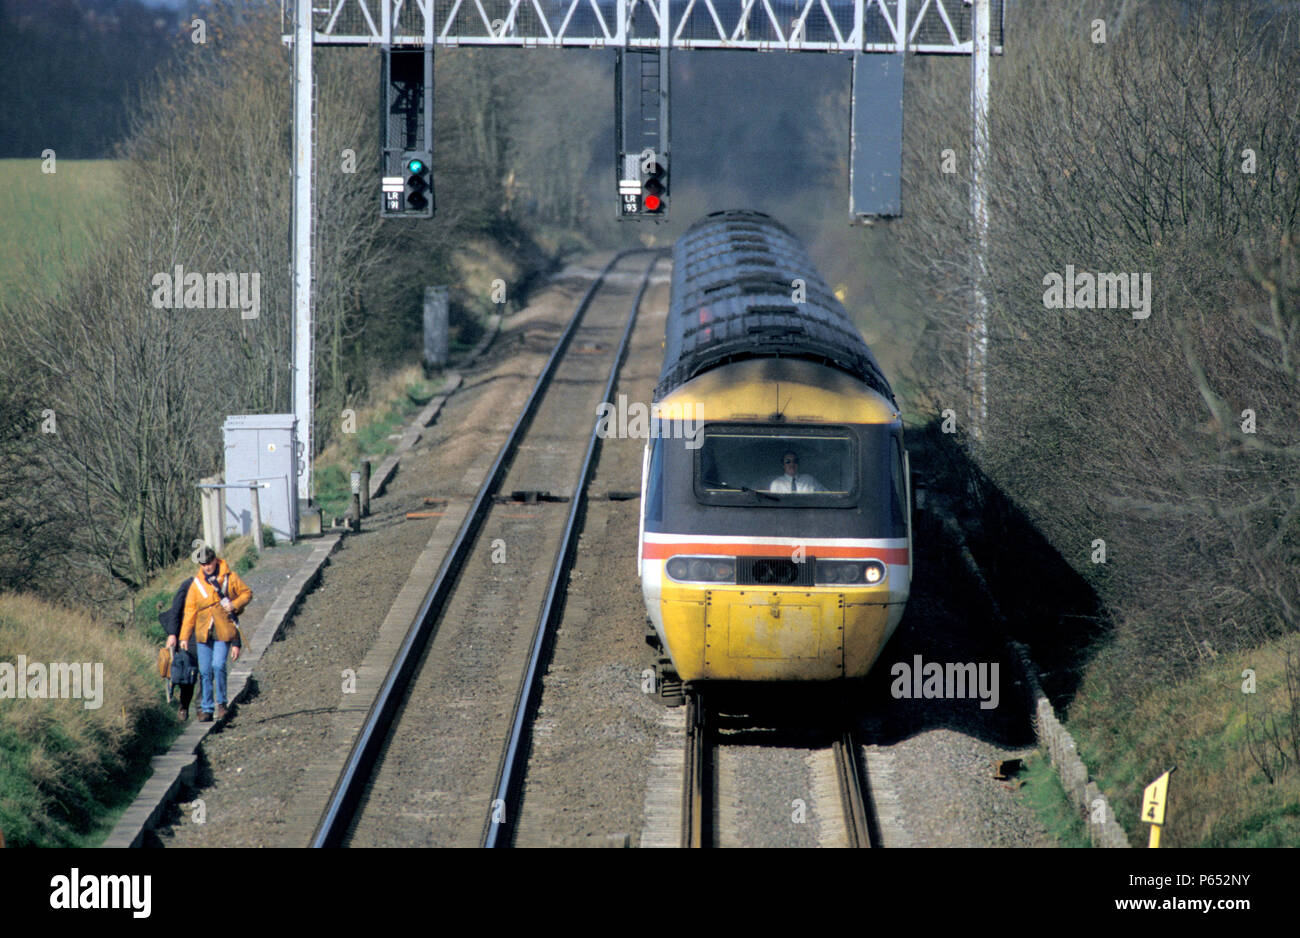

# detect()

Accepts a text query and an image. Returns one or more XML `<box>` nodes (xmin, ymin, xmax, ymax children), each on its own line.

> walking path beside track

<box><xmin>124</xmin><ymin>259</ymin><xmax>607</xmax><ymax>847</ymax></box>
<box><xmin>102</xmin><ymin>332</ymin><xmax>477</xmax><ymax>848</ymax></box>
<box><xmin>103</xmin><ymin>537</ymin><xmax>341</xmax><ymax>848</ymax></box>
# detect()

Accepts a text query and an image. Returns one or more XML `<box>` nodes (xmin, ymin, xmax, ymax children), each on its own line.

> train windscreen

<box><xmin>696</xmin><ymin>427</ymin><xmax>856</xmax><ymax>502</ymax></box>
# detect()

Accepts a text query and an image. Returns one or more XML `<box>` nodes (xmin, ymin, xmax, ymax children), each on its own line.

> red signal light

<box><xmin>640</xmin><ymin>159</ymin><xmax>667</xmax><ymax>216</ymax></box>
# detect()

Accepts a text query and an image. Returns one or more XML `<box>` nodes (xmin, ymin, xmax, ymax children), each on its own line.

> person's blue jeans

<box><xmin>195</xmin><ymin>639</ymin><xmax>230</xmax><ymax>714</ymax></box>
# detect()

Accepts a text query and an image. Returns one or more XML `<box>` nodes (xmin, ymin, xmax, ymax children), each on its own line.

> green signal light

<box><xmin>406</xmin><ymin>159</ymin><xmax>425</xmax><ymax>174</ymax></box>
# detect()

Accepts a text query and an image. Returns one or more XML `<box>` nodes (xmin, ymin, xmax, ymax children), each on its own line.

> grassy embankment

<box><xmin>312</xmin><ymin>366</ymin><xmax>441</xmax><ymax>521</ymax></box>
<box><xmin>912</xmin><ymin>414</ymin><xmax>1300</xmax><ymax>846</ymax></box>
<box><xmin>908</xmin><ymin>415</ymin><xmax>1300</xmax><ymax>845</ymax></box>
<box><xmin>0</xmin><ymin>594</ymin><xmax>166</xmax><ymax>847</ymax></box>
<box><xmin>0</xmin><ymin>537</ymin><xmax>261</xmax><ymax>847</ymax></box>
<box><xmin>0</xmin><ymin>159</ymin><xmax>246</xmax><ymax>846</ymax></box>
<box><xmin>310</xmin><ymin>234</ymin><xmax>547</xmax><ymax>519</ymax></box>
<box><xmin>1068</xmin><ymin>637</ymin><xmax>1300</xmax><ymax>847</ymax></box>
<box><xmin>947</xmin><ymin>428</ymin><xmax>1300</xmax><ymax>846</ymax></box>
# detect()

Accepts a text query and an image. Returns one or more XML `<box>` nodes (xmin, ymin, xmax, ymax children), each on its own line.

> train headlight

<box><xmin>816</xmin><ymin>560</ymin><xmax>887</xmax><ymax>586</ymax></box>
<box><xmin>666</xmin><ymin>556</ymin><xmax>735</xmax><ymax>583</ymax></box>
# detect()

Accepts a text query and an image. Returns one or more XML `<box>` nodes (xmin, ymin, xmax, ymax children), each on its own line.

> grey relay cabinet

<box><xmin>222</xmin><ymin>414</ymin><xmax>299</xmax><ymax>544</ymax></box>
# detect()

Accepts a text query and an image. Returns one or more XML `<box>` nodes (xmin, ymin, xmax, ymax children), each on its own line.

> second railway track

<box><xmin>683</xmin><ymin>692</ymin><xmax>881</xmax><ymax>848</ymax></box>
<box><xmin>311</xmin><ymin>251</ymin><xmax>663</xmax><ymax>848</ymax></box>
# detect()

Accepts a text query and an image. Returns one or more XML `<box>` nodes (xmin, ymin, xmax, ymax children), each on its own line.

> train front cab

<box><xmin>639</xmin><ymin>360</ymin><xmax>912</xmax><ymax>685</ymax></box>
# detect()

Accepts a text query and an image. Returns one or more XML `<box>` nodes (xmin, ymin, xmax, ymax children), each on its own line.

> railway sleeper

<box><xmin>494</xmin><ymin>489</ymin><xmax>570</xmax><ymax>504</ymax></box>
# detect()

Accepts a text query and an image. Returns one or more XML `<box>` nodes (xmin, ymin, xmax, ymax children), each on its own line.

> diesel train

<box><xmin>638</xmin><ymin>210</ymin><xmax>912</xmax><ymax>700</ymax></box>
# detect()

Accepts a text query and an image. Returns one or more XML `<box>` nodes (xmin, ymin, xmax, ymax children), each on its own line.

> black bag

<box><xmin>170</xmin><ymin>647</ymin><xmax>198</xmax><ymax>686</ymax></box>
<box><xmin>159</xmin><ymin>578</ymin><xmax>199</xmax><ymax>688</ymax></box>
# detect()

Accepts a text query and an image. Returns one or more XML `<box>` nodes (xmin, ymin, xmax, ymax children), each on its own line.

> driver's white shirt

<box><xmin>768</xmin><ymin>473</ymin><xmax>824</xmax><ymax>493</ymax></box>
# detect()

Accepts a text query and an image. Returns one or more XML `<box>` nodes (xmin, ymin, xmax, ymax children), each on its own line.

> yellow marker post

<box><xmin>1142</xmin><ymin>767</ymin><xmax>1176</xmax><ymax>848</ymax></box>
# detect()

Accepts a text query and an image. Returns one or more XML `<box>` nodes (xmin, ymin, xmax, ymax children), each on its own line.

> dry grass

<box><xmin>452</xmin><ymin>239</ymin><xmax>525</xmax><ymax>313</ymax></box>
<box><xmin>315</xmin><ymin>363</ymin><xmax>433</xmax><ymax>469</ymax></box>
<box><xmin>313</xmin><ymin>365</ymin><xmax>444</xmax><ymax>520</ymax></box>
<box><xmin>0</xmin><ymin>592</ymin><xmax>173</xmax><ymax>846</ymax></box>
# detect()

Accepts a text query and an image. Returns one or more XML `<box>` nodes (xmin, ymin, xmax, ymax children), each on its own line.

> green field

<box><xmin>0</xmin><ymin>158</ymin><xmax>124</xmax><ymax>302</ymax></box>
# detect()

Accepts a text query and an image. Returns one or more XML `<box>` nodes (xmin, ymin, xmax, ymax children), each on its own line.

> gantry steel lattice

<box><xmin>283</xmin><ymin>0</ymin><xmax>1004</xmax><ymax>53</ymax></box>
<box><xmin>283</xmin><ymin>0</ymin><xmax>1004</xmax><ymax>510</ymax></box>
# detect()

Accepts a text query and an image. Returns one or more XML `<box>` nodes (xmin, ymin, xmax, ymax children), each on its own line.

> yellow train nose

<box><xmin>715</xmin><ymin>592</ymin><xmax>838</xmax><ymax>665</ymax></box>
<box><xmin>660</xmin><ymin>587</ymin><xmax>900</xmax><ymax>682</ymax></box>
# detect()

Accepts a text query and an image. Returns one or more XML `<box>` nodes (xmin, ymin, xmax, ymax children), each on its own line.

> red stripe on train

<box><xmin>642</xmin><ymin>542</ymin><xmax>909</xmax><ymax>564</ymax></box>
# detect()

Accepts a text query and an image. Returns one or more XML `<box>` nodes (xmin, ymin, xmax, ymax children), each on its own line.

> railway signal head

<box><xmin>642</xmin><ymin>160</ymin><xmax>667</xmax><ymax>215</ymax></box>
<box><xmin>402</xmin><ymin>151</ymin><xmax>433</xmax><ymax>215</ymax></box>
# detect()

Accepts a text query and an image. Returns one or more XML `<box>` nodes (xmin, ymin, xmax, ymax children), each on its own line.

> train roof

<box><xmin>656</xmin><ymin>357</ymin><xmax>900</xmax><ymax>425</ymax></box>
<box><xmin>656</xmin><ymin>210</ymin><xmax>894</xmax><ymax>404</ymax></box>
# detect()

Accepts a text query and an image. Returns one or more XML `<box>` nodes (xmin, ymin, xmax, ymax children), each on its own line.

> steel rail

<box><xmin>483</xmin><ymin>252</ymin><xmax>664</xmax><ymax>847</ymax></box>
<box><xmin>834</xmin><ymin>729</ymin><xmax>877</xmax><ymax>848</ymax></box>
<box><xmin>681</xmin><ymin>691</ymin><xmax>710</xmax><ymax>848</ymax></box>
<box><xmin>311</xmin><ymin>250</ymin><xmax>644</xmax><ymax>847</ymax></box>
<box><xmin>677</xmin><ymin>693</ymin><xmax>877</xmax><ymax>848</ymax></box>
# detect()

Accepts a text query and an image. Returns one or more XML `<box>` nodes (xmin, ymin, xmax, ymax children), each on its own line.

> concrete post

<box><xmin>423</xmin><ymin>285</ymin><xmax>449</xmax><ymax>370</ymax></box>
<box><xmin>217</xmin><ymin>487</ymin><xmax>227</xmax><ymax>555</ymax></box>
<box><xmin>200</xmin><ymin>476</ymin><xmax>215</xmax><ymax>550</ymax></box>
<box><xmin>349</xmin><ymin>470</ymin><xmax>362</xmax><ymax>532</ymax></box>
<box><xmin>200</xmin><ymin>474</ymin><xmax>224</xmax><ymax>555</ymax></box>
<box><xmin>249</xmin><ymin>484</ymin><xmax>264</xmax><ymax>552</ymax></box>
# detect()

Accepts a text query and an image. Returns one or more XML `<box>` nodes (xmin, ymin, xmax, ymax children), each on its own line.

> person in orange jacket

<box><xmin>179</xmin><ymin>545</ymin><xmax>253</xmax><ymax>723</ymax></box>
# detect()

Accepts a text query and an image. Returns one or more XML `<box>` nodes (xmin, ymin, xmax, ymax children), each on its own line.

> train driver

<box><xmin>769</xmin><ymin>450</ymin><xmax>825</xmax><ymax>493</ymax></box>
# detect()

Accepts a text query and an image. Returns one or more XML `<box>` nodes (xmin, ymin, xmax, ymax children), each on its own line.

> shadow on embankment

<box><xmin>860</xmin><ymin>419</ymin><xmax>1112</xmax><ymax>748</ymax></box>
<box><xmin>697</xmin><ymin>418</ymin><xmax>1112</xmax><ymax>755</ymax></box>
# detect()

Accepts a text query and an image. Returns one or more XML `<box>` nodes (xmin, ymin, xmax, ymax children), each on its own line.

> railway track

<box><xmin>682</xmin><ymin>691</ymin><xmax>880</xmax><ymax>848</ymax></box>
<box><xmin>310</xmin><ymin>250</ymin><xmax>663</xmax><ymax>848</ymax></box>
<box><xmin>832</xmin><ymin>729</ymin><xmax>877</xmax><ymax>848</ymax></box>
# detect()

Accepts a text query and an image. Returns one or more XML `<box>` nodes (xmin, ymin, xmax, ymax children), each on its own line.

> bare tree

<box><xmin>897</xmin><ymin>0</ymin><xmax>1300</xmax><ymax>679</ymax></box>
